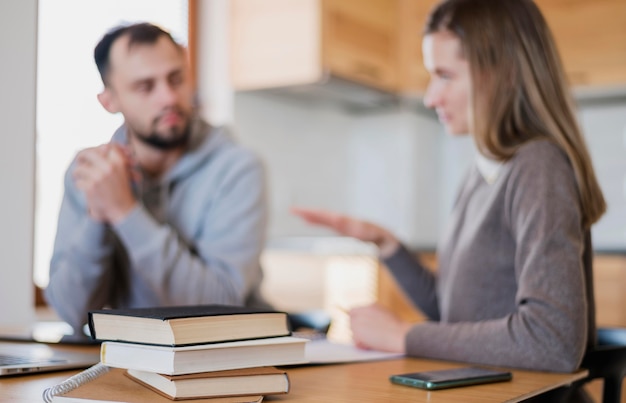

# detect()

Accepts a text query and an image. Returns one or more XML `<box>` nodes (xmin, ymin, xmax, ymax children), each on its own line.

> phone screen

<box><xmin>390</xmin><ymin>366</ymin><xmax>512</xmax><ymax>390</ymax></box>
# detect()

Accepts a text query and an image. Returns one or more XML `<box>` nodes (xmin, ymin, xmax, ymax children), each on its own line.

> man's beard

<box><xmin>133</xmin><ymin>113</ymin><xmax>192</xmax><ymax>150</ymax></box>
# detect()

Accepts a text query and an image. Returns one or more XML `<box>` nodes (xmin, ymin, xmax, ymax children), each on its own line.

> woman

<box><xmin>293</xmin><ymin>0</ymin><xmax>605</xmax><ymax>386</ymax></box>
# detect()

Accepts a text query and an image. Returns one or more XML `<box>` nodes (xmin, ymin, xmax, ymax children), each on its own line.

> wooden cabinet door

<box><xmin>230</xmin><ymin>0</ymin><xmax>323</xmax><ymax>90</ymax></box>
<box><xmin>537</xmin><ymin>0</ymin><xmax>626</xmax><ymax>88</ymax></box>
<box><xmin>321</xmin><ymin>0</ymin><xmax>401</xmax><ymax>92</ymax></box>
<box><xmin>397</xmin><ymin>0</ymin><xmax>440</xmax><ymax>96</ymax></box>
<box><xmin>231</xmin><ymin>0</ymin><xmax>404</xmax><ymax>93</ymax></box>
<box><xmin>593</xmin><ymin>255</ymin><xmax>626</xmax><ymax>327</ymax></box>
<box><xmin>231</xmin><ymin>0</ymin><xmax>626</xmax><ymax>94</ymax></box>
<box><xmin>397</xmin><ymin>0</ymin><xmax>626</xmax><ymax>94</ymax></box>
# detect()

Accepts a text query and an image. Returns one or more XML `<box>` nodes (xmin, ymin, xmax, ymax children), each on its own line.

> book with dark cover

<box><xmin>88</xmin><ymin>304</ymin><xmax>290</xmax><ymax>346</ymax></box>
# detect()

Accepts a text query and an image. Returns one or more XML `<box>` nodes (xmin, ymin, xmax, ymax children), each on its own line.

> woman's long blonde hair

<box><xmin>425</xmin><ymin>0</ymin><xmax>606</xmax><ymax>228</ymax></box>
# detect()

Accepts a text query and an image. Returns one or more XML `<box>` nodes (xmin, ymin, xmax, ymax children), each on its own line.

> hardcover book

<box><xmin>43</xmin><ymin>364</ymin><xmax>263</xmax><ymax>403</ymax></box>
<box><xmin>100</xmin><ymin>336</ymin><xmax>308</xmax><ymax>375</ymax></box>
<box><xmin>88</xmin><ymin>304</ymin><xmax>290</xmax><ymax>346</ymax></box>
<box><xmin>126</xmin><ymin>366</ymin><xmax>289</xmax><ymax>400</ymax></box>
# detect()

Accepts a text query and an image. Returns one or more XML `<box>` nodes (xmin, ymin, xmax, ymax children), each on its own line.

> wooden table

<box><xmin>269</xmin><ymin>359</ymin><xmax>587</xmax><ymax>402</ymax></box>
<box><xmin>0</xmin><ymin>346</ymin><xmax>587</xmax><ymax>403</ymax></box>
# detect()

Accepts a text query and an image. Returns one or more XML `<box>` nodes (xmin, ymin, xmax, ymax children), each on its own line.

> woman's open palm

<box><xmin>291</xmin><ymin>207</ymin><xmax>399</xmax><ymax>256</ymax></box>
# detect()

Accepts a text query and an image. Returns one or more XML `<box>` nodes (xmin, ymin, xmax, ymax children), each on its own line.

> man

<box><xmin>45</xmin><ymin>22</ymin><xmax>269</xmax><ymax>335</ymax></box>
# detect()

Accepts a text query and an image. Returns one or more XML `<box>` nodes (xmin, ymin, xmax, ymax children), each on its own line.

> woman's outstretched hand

<box><xmin>291</xmin><ymin>207</ymin><xmax>400</xmax><ymax>258</ymax></box>
<box><xmin>348</xmin><ymin>303</ymin><xmax>412</xmax><ymax>353</ymax></box>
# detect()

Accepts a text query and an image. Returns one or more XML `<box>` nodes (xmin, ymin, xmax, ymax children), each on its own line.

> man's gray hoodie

<box><xmin>45</xmin><ymin>117</ymin><xmax>269</xmax><ymax>333</ymax></box>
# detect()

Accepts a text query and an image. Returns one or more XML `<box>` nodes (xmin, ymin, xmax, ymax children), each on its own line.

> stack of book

<box><xmin>87</xmin><ymin>305</ymin><xmax>309</xmax><ymax>402</ymax></box>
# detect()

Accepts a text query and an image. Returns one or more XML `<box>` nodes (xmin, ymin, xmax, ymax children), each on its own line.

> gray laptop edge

<box><xmin>0</xmin><ymin>340</ymin><xmax>100</xmax><ymax>376</ymax></box>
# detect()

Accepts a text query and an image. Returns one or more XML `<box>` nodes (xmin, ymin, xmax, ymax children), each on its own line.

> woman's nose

<box><xmin>423</xmin><ymin>81</ymin><xmax>439</xmax><ymax>109</ymax></box>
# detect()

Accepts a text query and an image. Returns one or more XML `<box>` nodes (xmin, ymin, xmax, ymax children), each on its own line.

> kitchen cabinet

<box><xmin>537</xmin><ymin>0</ymin><xmax>626</xmax><ymax>88</ymax></box>
<box><xmin>321</xmin><ymin>0</ymin><xmax>401</xmax><ymax>92</ymax></box>
<box><xmin>398</xmin><ymin>0</ymin><xmax>626</xmax><ymax>93</ymax></box>
<box><xmin>396</xmin><ymin>0</ymin><xmax>440</xmax><ymax>97</ymax></box>
<box><xmin>230</xmin><ymin>0</ymin><xmax>322</xmax><ymax>91</ymax></box>
<box><xmin>230</xmin><ymin>0</ymin><xmax>626</xmax><ymax>97</ymax></box>
<box><xmin>230</xmin><ymin>0</ymin><xmax>418</xmax><ymax>93</ymax></box>
<box><xmin>593</xmin><ymin>254</ymin><xmax>626</xmax><ymax>327</ymax></box>
<box><xmin>396</xmin><ymin>0</ymin><xmax>626</xmax><ymax>93</ymax></box>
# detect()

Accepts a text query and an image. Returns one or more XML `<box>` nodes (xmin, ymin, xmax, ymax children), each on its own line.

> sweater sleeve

<box><xmin>383</xmin><ymin>245</ymin><xmax>440</xmax><ymax>320</ymax></box>
<box><xmin>112</xmin><ymin>149</ymin><xmax>268</xmax><ymax>308</ymax></box>
<box><xmin>404</xmin><ymin>143</ymin><xmax>589</xmax><ymax>373</ymax></box>
<box><xmin>45</xmin><ymin>163</ymin><xmax>116</xmax><ymax>332</ymax></box>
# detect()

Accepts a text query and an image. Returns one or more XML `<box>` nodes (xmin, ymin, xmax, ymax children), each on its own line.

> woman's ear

<box><xmin>97</xmin><ymin>88</ymin><xmax>120</xmax><ymax>114</ymax></box>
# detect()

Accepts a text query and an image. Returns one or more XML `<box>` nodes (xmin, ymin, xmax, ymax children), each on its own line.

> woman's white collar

<box><xmin>476</xmin><ymin>154</ymin><xmax>502</xmax><ymax>184</ymax></box>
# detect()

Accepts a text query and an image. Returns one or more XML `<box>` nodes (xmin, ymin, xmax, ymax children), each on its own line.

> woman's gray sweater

<box><xmin>385</xmin><ymin>140</ymin><xmax>595</xmax><ymax>373</ymax></box>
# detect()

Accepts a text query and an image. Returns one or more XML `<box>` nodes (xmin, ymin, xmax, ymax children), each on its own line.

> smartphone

<box><xmin>389</xmin><ymin>366</ymin><xmax>512</xmax><ymax>390</ymax></box>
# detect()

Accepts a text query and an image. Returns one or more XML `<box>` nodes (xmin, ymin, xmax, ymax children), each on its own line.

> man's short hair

<box><xmin>93</xmin><ymin>22</ymin><xmax>180</xmax><ymax>86</ymax></box>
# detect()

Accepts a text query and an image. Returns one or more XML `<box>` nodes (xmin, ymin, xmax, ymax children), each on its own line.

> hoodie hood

<box><xmin>110</xmin><ymin>115</ymin><xmax>235</xmax><ymax>185</ymax></box>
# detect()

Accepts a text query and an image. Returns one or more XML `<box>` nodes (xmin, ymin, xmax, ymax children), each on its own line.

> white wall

<box><xmin>233</xmin><ymin>92</ymin><xmax>446</xmax><ymax>248</ymax></box>
<box><xmin>0</xmin><ymin>0</ymin><xmax>37</xmax><ymax>325</ymax></box>
<box><xmin>345</xmin><ymin>108</ymin><xmax>441</xmax><ymax>247</ymax></box>
<box><xmin>231</xmin><ymin>90</ymin><xmax>626</xmax><ymax>251</ymax></box>
<box><xmin>580</xmin><ymin>98</ymin><xmax>626</xmax><ymax>250</ymax></box>
<box><xmin>234</xmin><ymin>93</ymin><xmax>354</xmax><ymax>238</ymax></box>
<box><xmin>195</xmin><ymin>0</ymin><xmax>233</xmax><ymax>126</ymax></box>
